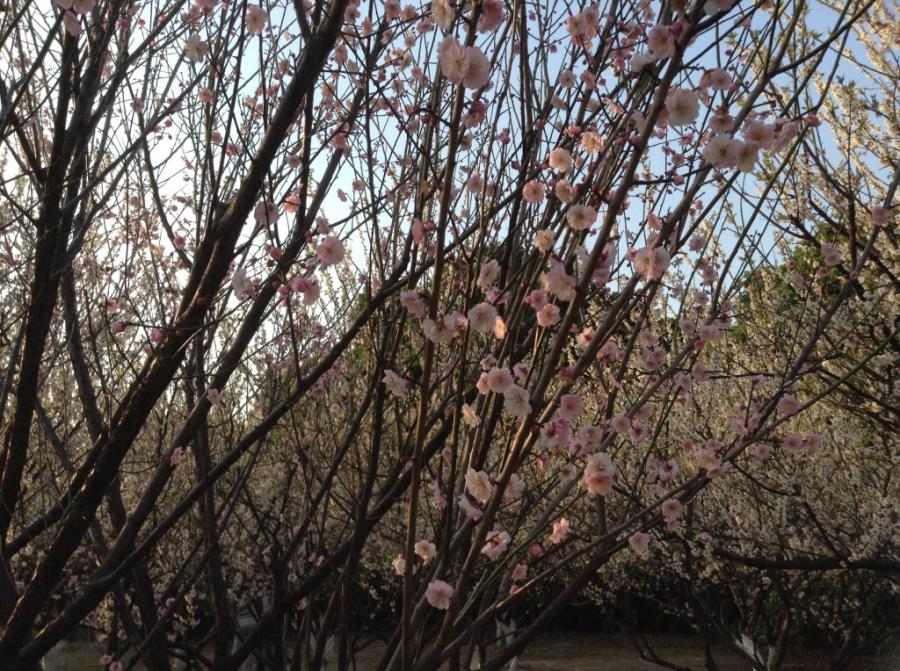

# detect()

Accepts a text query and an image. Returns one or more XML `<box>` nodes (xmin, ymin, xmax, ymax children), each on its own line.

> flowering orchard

<box><xmin>0</xmin><ymin>0</ymin><xmax>897</xmax><ymax>669</ymax></box>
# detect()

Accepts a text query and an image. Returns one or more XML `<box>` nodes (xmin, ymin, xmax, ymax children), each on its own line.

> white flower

<box><xmin>465</xmin><ymin>468</ymin><xmax>494</xmax><ymax>504</ymax></box>
<box><xmin>415</xmin><ymin>540</ymin><xmax>437</xmax><ymax>564</ymax></box>
<box><xmin>665</xmin><ymin>88</ymin><xmax>699</xmax><ymax>126</ymax></box>
<box><xmin>431</xmin><ymin>0</ymin><xmax>455</xmax><ymax>30</ymax></box>
<box><xmin>231</xmin><ymin>267</ymin><xmax>253</xmax><ymax>298</ymax></box>
<box><xmin>246</xmin><ymin>4</ymin><xmax>268</xmax><ymax>34</ymax></box>
<box><xmin>184</xmin><ymin>34</ymin><xmax>209</xmax><ymax>62</ymax></box>
<box><xmin>458</xmin><ymin>495</ymin><xmax>483</xmax><ymax>521</ymax></box>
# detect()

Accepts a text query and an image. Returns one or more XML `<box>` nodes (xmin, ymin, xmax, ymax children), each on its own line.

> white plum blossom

<box><xmin>665</xmin><ymin>88</ymin><xmax>700</xmax><ymax>126</ymax></box>
<box><xmin>465</xmin><ymin>468</ymin><xmax>494</xmax><ymax>504</ymax></box>
<box><xmin>382</xmin><ymin>370</ymin><xmax>409</xmax><ymax>398</ymax></box>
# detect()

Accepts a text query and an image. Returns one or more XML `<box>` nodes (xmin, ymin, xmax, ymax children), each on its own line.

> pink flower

<box><xmin>467</xmin><ymin>302</ymin><xmax>498</xmax><ymax>334</ymax></box>
<box><xmin>630</xmin><ymin>420</ymin><xmax>649</xmax><ymax>442</ymax></box>
<box><xmin>425</xmin><ymin>580</ymin><xmax>454</xmax><ymax>609</ymax></box>
<box><xmin>580</xmin><ymin>131</ymin><xmax>604</xmax><ymax>154</ymax></box>
<box><xmin>184</xmin><ymin>34</ymin><xmax>209</xmax><ymax>62</ymax></box>
<box><xmin>566</xmin><ymin>204</ymin><xmax>597</xmax><ymax>231</ymax></box>
<box><xmin>400</xmin><ymin>290</ymin><xmax>426</xmax><ymax>317</ymax></box>
<box><xmin>384</xmin><ymin>0</ymin><xmax>401</xmax><ymax>21</ymax></box>
<box><xmin>476</xmin><ymin>372</ymin><xmax>491</xmax><ymax>395</ymax></box>
<box><xmin>558</xmin><ymin>394</ymin><xmax>583</xmax><ymax>421</ymax></box>
<box><xmin>481</xmin><ymin>530</ymin><xmax>511</xmax><ymax>559</ymax></box>
<box><xmin>647</xmin><ymin>24</ymin><xmax>674</xmax><ymax>59</ymax></box>
<box><xmin>63</xmin><ymin>11</ymin><xmax>82</xmax><ymax>37</ymax></box>
<box><xmin>477</xmin><ymin>0</ymin><xmax>505</xmax><ymax>31</ymax></box>
<box><xmin>317</xmin><ymin>235</ymin><xmax>345</xmax><ymax>267</ymax></box>
<box><xmin>246</xmin><ymin>4</ymin><xmax>268</xmax><ymax>34</ymax></box>
<box><xmin>704</xmin><ymin>68</ymin><xmax>732</xmax><ymax>91</ymax></box>
<box><xmin>628</xmin><ymin>531</ymin><xmax>650</xmax><ymax>557</ymax></box>
<box><xmin>743</xmin><ymin>119</ymin><xmax>776</xmax><ymax>149</ymax></box>
<box><xmin>169</xmin><ymin>447</ymin><xmax>186</xmax><ymax>467</ymax></box>
<box><xmin>548</xmin><ymin>147</ymin><xmax>573</xmax><ymax>173</ymax></box>
<box><xmin>477</xmin><ymin>259</ymin><xmax>501</xmax><ymax>289</ymax></box>
<box><xmin>110</xmin><ymin>320</ymin><xmax>126</xmax><ymax>335</ymax></box>
<box><xmin>503</xmin><ymin>384</ymin><xmax>531</xmax><ymax>418</ymax></box>
<box><xmin>610</xmin><ymin>414</ymin><xmax>631</xmax><ymax>434</ymax></box>
<box><xmin>805</xmin><ymin>434</ymin><xmax>821</xmax><ymax>453</ymax></box>
<box><xmin>485</xmin><ymin>366</ymin><xmax>513</xmax><ymax>394</ymax></box>
<box><xmin>439</xmin><ymin>38</ymin><xmax>489</xmax><ymax>89</ymax></box>
<box><xmin>734</xmin><ymin>141</ymin><xmax>759</xmax><ymax>172</ymax></box>
<box><xmin>702</xmin><ymin>134</ymin><xmax>741</xmax><ymax>169</ymax></box>
<box><xmin>297</xmin><ymin>276</ymin><xmax>320</xmax><ymax>305</ymax></box>
<box><xmin>583</xmin><ymin>452</ymin><xmax>616</xmax><ymax>496</ymax></box>
<box><xmin>555</xmin><ymin>179</ymin><xmax>575</xmax><ymax>202</ymax></box>
<box><xmin>661</xmin><ymin>498</ymin><xmax>683</xmax><ymax>521</ymax></box>
<box><xmin>207</xmin><ymin>388</ymin><xmax>224</xmax><ymax>405</ymax></box>
<box><xmin>752</xmin><ymin>444</ymin><xmax>772</xmax><ymax>460</ymax></box>
<box><xmin>511</xmin><ymin>562</ymin><xmax>528</xmax><ymax>581</ymax></box>
<box><xmin>505</xmin><ymin>473</ymin><xmax>525</xmax><ymax>500</ymax></box>
<box><xmin>820</xmin><ymin>243</ymin><xmax>841</xmax><ymax>267</ymax></box>
<box><xmin>462</xmin><ymin>46</ymin><xmax>491</xmax><ymax>88</ymax></box>
<box><xmin>423</xmin><ymin>315</ymin><xmax>460</xmax><ymax>343</ymax></box>
<box><xmin>781</xmin><ymin>433</ymin><xmax>804</xmax><ymax>455</ymax></box>
<box><xmin>522</xmin><ymin>180</ymin><xmax>545</xmax><ymax>204</ymax></box>
<box><xmin>549</xmin><ymin>517</ymin><xmax>569</xmax><ymax>544</ymax></box>
<box><xmin>633</xmin><ymin>246</ymin><xmax>670</xmax><ymax>280</ymax></box>
<box><xmin>691</xmin><ymin>361</ymin><xmax>711</xmax><ymax>382</ymax></box>
<box><xmin>254</xmin><ymin>200</ymin><xmax>280</xmax><ymax>224</ymax></box>
<box><xmin>526</xmin><ymin>289</ymin><xmax>548</xmax><ymax>311</ymax></box>
<box><xmin>536</xmin><ymin>304</ymin><xmax>560</xmax><ymax>327</ymax></box>
<box><xmin>534</xmin><ymin>229</ymin><xmax>555</xmax><ymax>252</ymax></box>
<box><xmin>777</xmin><ymin>394</ymin><xmax>801</xmax><ymax>415</ymax></box>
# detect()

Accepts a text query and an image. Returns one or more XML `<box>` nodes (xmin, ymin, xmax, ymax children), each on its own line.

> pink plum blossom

<box><xmin>425</xmin><ymin>580</ymin><xmax>454</xmax><ymax>609</ymax></box>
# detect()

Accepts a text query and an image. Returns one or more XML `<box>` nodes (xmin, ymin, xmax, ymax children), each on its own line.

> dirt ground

<box><xmin>47</xmin><ymin>630</ymin><xmax>900</xmax><ymax>670</ymax></box>
<box><xmin>489</xmin><ymin>631</ymin><xmax>898</xmax><ymax>670</ymax></box>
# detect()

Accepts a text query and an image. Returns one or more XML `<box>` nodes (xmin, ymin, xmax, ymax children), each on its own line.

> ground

<box><xmin>47</xmin><ymin>631</ymin><xmax>900</xmax><ymax>670</ymax></box>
